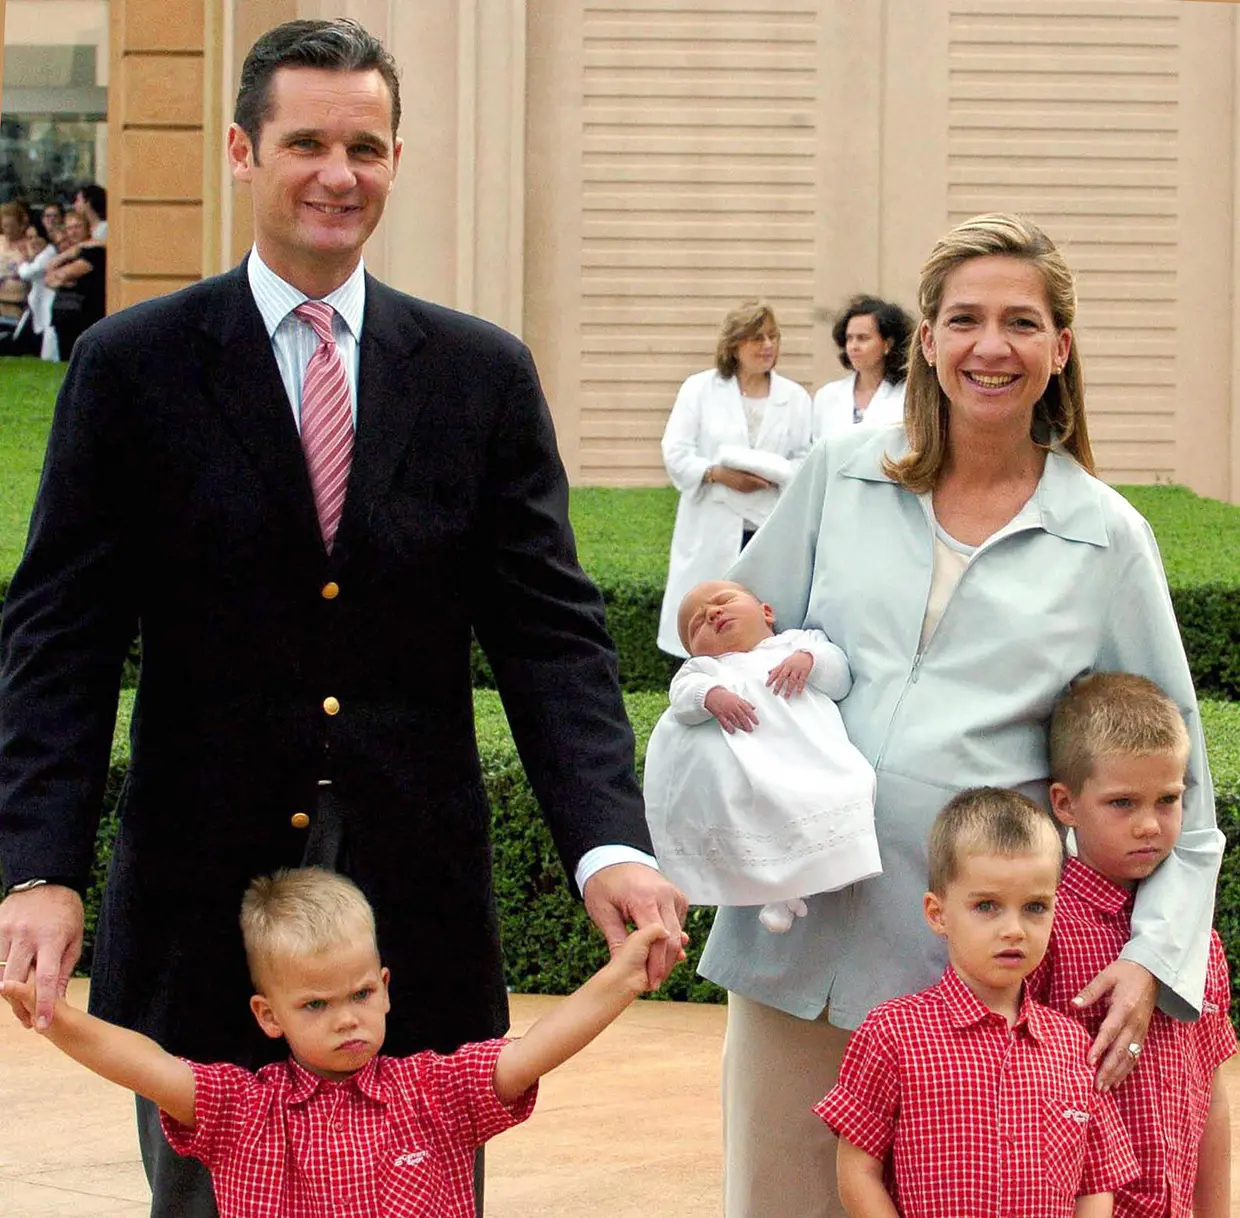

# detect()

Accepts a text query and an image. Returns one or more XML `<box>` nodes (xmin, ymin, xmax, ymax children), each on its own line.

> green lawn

<box><xmin>0</xmin><ymin>358</ymin><xmax>61</xmax><ymax>579</ymax></box>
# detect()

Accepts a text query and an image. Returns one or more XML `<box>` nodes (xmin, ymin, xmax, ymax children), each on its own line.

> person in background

<box><xmin>811</xmin><ymin>294</ymin><xmax>912</xmax><ymax>441</ymax></box>
<box><xmin>44</xmin><ymin>209</ymin><xmax>106</xmax><ymax>361</ymax></box>
<box><xmin>699</xmin><ymin>213</ymin><xmax>1221</xmax><ymax>1218</ymax></box>
<box><xmin>41</xmin><ymin>202</ymin><xmax>66</xmax><ymax>246</ymax></box>
<box><xmin>74</xmin><ymin>183</ymin><xmax>108</xmax><ymax>240</ymax></box>
<box><xmin>0</xmin><ymin>201</ymin><xmax>32</xmax><ymax>342</ymax></box>
<box><xmin>0</xmin><ymin>214</ymin><xmax>56</xmax><ymax>357</ymax></box>
<box><xmin>657</xmin><ymin>300</ymin><xmax>813</xmax><ymax>658</ymax></box>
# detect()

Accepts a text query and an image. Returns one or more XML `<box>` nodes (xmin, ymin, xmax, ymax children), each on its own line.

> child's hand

<box><xmin>609</xmin><ymin>924</ymin><xmax>689</xmax><ymax>995</ymax></box>
<box><xmin>766</xmin><ymin>650</ymin><xmax>814</xmax><ymax>698</ymax></box>
<box><xmin>1</xmin><ymin>977</ymin><xmax>39</xmax><ymax>1027</ymax></box>
<box><xmin>704</xmin><ymin>686</ymin><xmax>759</xmax><ymax>732</ymax></box>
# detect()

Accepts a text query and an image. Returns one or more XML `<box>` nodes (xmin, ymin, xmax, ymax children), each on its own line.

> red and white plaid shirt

<box><xmin>160</xmin><ymin>1039</ymin><xmax>536</xmax><ymax>1218</ymax></box>
<box><xmin>1027</xmin><ymin>857</ymin><xmax>1237</xmax><ymax>1218</ymax></box>
<box><xmin>816</xmin><ymin>967</ymin><xmax>1138</xmax><ymax>1217</ymax></box>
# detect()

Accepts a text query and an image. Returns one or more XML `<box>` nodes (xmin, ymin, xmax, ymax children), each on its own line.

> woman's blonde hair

<box><xmin>884</xmin><ymin>213</ymin><xmax>1094</xmax><ymax>492</ymax></box>
<box><xmin>715</xmin><ymin>300</ymin><xmax>780</xmax><ymax>379</ymax></box>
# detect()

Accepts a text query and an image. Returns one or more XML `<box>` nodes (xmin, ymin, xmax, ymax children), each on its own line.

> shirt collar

<box><xmin>283</xmin><ymin>1053</ymin><xmax>385</xmax><ymax>1105</ymax></box>
<box><xmin>1060</xmin><ymin>856</ymin><xmax>1135</xmax><ymax>916</ymax></box>
<box><xmin>246</xmin><ymin>246</ymin><xmax>367</xmax><ymax>343</ymax></box>
<box><xmin>935</xmin><ymin>965</ymin><xmax>1046</xmax><ymax>1043</ymax></box>
<box><xmin>837</xmin><ymin>430</ymin><xmax>1110</xmax><ymax>547</ymax></box>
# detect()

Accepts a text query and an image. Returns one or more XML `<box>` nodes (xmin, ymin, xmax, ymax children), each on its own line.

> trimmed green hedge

<box><xmin>75</xmin><ymin>691</ymin><xmax>1240</xmax><ymax>1019</ymax></box>
<box><xmin>556</xmin><ymin>485</ymin><xmax>1240</xmax><ymax>699</ymax></box>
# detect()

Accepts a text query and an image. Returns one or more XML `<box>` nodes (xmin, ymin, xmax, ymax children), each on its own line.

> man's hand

<box><xmin>0</xmin><ymin>885</ymin><xmax>84</xmax><ymax>1031</ymax></box>
<box><xmin>1073</xmin><ymin>958</ymin><xmax>1158</xmax><ymax>1091</ymax></box>
<box><xmin>704</xmin><ymin>686</ymin><xmax>759</xmax><ymax>733</ymax></box>
<box><xmin>712</xmin><ymin>467</ymin><xmax>773</xmax><ymax>494</ymax></box>
<box><xmin>583</xmin><ymin>863</ymin><xmax>689</xmax><ymax>989</ymax></box>
<box><xmin>766</xmin><ymin>650</ymin><xmax>813</xmax><ymax>698</ymax></box>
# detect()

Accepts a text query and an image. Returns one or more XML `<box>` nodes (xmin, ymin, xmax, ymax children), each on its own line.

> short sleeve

<box><xmin>159</xmin><ymin>1060</ymin><xmax>260</xmax><ymax>1167</ymax></box>
<box><xmin>1078</xmin><ymin>1089</ymin><xmax>1139</xmax><ymax>1196</ymax></box>
<box><xmin>812</xmin><ymin>1013</ymin><xmax>900</xmax><ymax>1160</ymax></box>
<box><xmin>398</xmin><ymin>1039</ymin><xmax>538</xmax><ymax>1150</ymax></box>
<box><xmin>1197</xmin><ymin>932</ymin><xmax>1239</xmax><ymax>1073</ymax></box>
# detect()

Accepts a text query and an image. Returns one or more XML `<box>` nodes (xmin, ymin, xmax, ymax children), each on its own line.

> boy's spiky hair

<box><xmin>240</xmin><ymin>867</ymin><xmax>377</xmax><ymax>988</ymax></box>
<box><xmin>928</xmin><ymin>786</ymin><xmax>1062</xmax><ymax>895</ymax></box>
<box><xmin>1049</xmin><ymin>671</ymin><xmax>1189</xmax><ymax>793</ymax></box>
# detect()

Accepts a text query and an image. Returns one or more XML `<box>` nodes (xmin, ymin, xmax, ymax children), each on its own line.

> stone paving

<box><xmin>2</xmin><ymin>980</ymin><xmax>1238</xmax><ymax>1216</ymax></box>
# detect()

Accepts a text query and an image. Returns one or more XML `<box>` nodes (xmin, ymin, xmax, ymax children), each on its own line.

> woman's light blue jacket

<box><xmin>698</xmin><ymin>425</ymin><xmax>1223</xmax><ymax>1029</ymax></box>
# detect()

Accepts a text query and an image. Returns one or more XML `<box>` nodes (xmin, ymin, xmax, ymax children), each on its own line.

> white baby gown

<box><xmin>644</xmin><ymin>629</ymin><xmax>880</xmax><ymax>911</ymax></box>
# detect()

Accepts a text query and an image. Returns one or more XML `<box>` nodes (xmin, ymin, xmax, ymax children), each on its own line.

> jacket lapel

<box><xmin>330</xmin><ymin>275</ymin><xmax>427</xmax><ymax>560</ymax></box>
<box><xmin>195</xmin><ymin>263</ymin><xmax>322</xmax><ymax>547</ymax></box>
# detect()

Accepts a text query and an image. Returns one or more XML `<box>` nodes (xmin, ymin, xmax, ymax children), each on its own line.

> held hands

<box><xmin>766</xmin><ymin>650</ymin><xmax>814</xmax><ymax>698</ymax></box>
<box><xmin>704</xmin><ymin>686</ymin><xmax>759</xmax><ymax>733</ymax></box>
<box><xmin>582</xmin><ymin>863</ymin><xmax>689</xmax><ymax>989</ymax></box>
<box><xmin>1</xmin><ymin>975</ymin><xmax>41</xmax><ymax>1027</ymax></box>
<box><xmin>604</xmin><ymin>923</ymin><xmax>689</xmax><ymax>998</ymax></box>
<box><xmin>1073</xmin><ymin>959</ymin><xmax>1158</xmax><ymax>1091</ymax></box>
<box><xmin>0</xmin><ymin>885</ymin><xmax>84</xmax><ymax>1031</ymax></box>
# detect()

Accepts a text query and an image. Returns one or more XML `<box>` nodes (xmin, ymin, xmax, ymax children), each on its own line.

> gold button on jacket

<box><xmin>321</xmin><ymin>582</ymin><xmax>339</xmax><ymax>600</ymax></box>
<box><xmin>290</xmin><ymin>812</ymin><xmax>310</xmax><ymax>830</ymax></box>
<box><xmin>323</xmin><ymin>696</ymin><xmax>340</xmax><ymax>715</ymax></box>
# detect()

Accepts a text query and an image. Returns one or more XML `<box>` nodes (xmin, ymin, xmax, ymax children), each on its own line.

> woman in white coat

<box><xmin>811</xmin><ymin>295</ymin><xmax>913</xmax><ymax>441</ymax></box>
<box><xmin>658</xmin><ymin>301</ymin><xmax>813</xmax><ymax>657</ymax></box>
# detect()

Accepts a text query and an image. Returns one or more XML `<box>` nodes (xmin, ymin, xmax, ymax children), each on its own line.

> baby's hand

<box><xmin>767</xmin><ymin>650</ymin><xmax>814</xmax><ymax>698</ymax></box>
<box><xmin>704</xmin><ymin>686</ymin><xmax>759</xmax><ymax>733</ymax></box>
<box><xmin>1</xmin><ymin>977</ymin><xmax>38</xmax><ymax>1026</ymax></box>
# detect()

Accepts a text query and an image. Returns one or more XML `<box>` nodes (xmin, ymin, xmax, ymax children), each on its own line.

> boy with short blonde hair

<box><xmin>817</xmin><ymin>787</ymin><xmax>1138</xmax><ymax>1218</ymax></box>
<box><xmin>3</xmin><ymin>867</ymin><xmax>681</xmax><ymax>1218</ymax></box>
<box><xmin>1033</xmin><ymin>672</ymin><xmax>1236</xmax><ymax>1218</ymax></box>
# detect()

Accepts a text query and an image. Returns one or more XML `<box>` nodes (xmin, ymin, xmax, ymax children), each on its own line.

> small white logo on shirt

<box><xmin>1061</xmin><ymin>1108</ymin><xmax>1090</xmax><ymax>1125</ymax></box>
<box><xmin>393</xmin><ymin>1150</ymin><xmax>429</xmax><ymax>1168</ymax></box>
<box><xmin>1203</xmin><ymin>1000</ymin><xmax>1220</xmax><ymax>1015</ymax></box>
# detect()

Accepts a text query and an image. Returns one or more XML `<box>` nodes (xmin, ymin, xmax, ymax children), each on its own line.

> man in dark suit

<box><xmin>0</xmin><ymin>18</ymin><xmax>684</xmax><ymax>1217</ymax></box>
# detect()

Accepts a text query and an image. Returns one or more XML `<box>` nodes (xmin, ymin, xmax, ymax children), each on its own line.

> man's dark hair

<box><xmin>234</xmin><ymin>19</ymin><xmax>402</xmax><ymax>153</ymax></box>
<box><xmin>77</xmin><ymin>183</ymin><xmax>107</xmax><ymax>220</ymax></box>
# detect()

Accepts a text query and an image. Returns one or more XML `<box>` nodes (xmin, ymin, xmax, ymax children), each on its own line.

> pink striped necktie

<box><xmin>294</xmin><ymin>301</ymin><xmax>353</xmax><ymax>552</ymax></box>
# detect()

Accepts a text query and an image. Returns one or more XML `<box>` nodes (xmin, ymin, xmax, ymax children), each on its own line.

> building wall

<box><xmin>91</xmin><ymin>0</ymin><xmax>1240</xmax><ymax>500</ymax></box>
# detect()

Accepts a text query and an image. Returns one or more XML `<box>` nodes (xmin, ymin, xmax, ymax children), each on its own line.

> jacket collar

<box><xmin>935</xmin><ymin>965</ymin><xmax>1048</xmax><ymax>1043</ymax></box>
<box><xmin>714</xmin><ymin>370</ymin><xmax>799</xmax><ymax>408</ymax></box>
<box><xmin>192</xmin><ymin>260</ymin><xmax>428</xmax><ymax>564</ymax></box>
<box><xmin>838</xmin><ymin>428</ymin><xmax>1110</xmax><ymax>547</ymax></box>
<box><xmin>1060</xmin><ymin>856</ymin><xmax>1134</xmax><ymax>917</ymax></box>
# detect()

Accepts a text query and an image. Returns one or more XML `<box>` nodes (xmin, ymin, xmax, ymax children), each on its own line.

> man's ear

<box><xmin>761</xmin><ymin>602</ymin><xmax>775</xmax><ymax>629</ymax></box>
<box><xmin>250</xmin><ymin>994</ymin><xmax>285</xmax><ymax>1041</ymax></box>
<box><xmin>1048</xmin><ymin>782</ymin><xmax>1079</xmax><ymax>830</ymax></box>
<box><xmin>227</xmin><ymin>123</ymin><xmax>257</xmax><ymax>184</ymax></box>
<box><xmin>923</xmin><ymin>890</ymin><xmax>947</xmax><ymax>938</ymax></box>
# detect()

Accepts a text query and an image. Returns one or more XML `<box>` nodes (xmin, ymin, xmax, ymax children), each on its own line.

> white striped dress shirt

<box><xmin>246</xmin><ymin>248</ymin><xmax>366</xmax><ymax>428</ymax></box>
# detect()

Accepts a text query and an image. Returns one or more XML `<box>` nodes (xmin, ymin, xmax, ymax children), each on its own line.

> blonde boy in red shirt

<box><xmin>1032</xmin><ymin>672</ymin><xmax>1236</xmax><ymax>1218</ymax></box>
<box><xmin>2</xmin><ymin>867</ymin><xmax>682</xmax><ymax>1218</ymax></box>
<box><xmin>817</xmin><ymin>786</ymin><xmax>1138</xmax><ymax>1217</ymax></box>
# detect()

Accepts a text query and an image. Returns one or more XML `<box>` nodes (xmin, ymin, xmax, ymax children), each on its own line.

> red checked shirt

<box><xmin>816</xmin><ymin>967</ymin><xmax>1138</xmax><ymax>1218</ymax></box>
<box><xmin>1027</xmin><ymin>857</ymin><xmax>1237</xmax><ymax>1218</ymax></box>
<box><xmin>160</xmin><ymin>1039</ymin><xmax>536</xmax><ymax>1218</ymax></box>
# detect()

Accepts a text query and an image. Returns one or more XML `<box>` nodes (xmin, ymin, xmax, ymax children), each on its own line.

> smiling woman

<box><xmin>695</xmin><ymin>213</ymin><xmax>1223</xmax><ymax>1218</ymax></box>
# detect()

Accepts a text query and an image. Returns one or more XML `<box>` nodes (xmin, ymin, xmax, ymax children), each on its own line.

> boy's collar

<box><xmin>937</xmin><ymin>965</ymin><xmax>1048</xmax><ymax>1043</ymax></box>
<box><xmin>285</xmin><ymin>1053</ymin><xmax>385</xmax><ymax>1104</ymax></box>
<box><xmin>1060</xmin><ymin>856</ymin><xmax>1135</xmax><ymax>915</ymax></box>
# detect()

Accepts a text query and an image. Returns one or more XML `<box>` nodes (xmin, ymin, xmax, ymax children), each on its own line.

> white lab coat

<box><xmin>658</xmin><ymin>369</ymin><xmax>813</xmax><ymax>656</ymax></box>
<box><xmin>811</xmin><ymin>373</ymin><xmax>905</xmax><ymax>442</ymax></box>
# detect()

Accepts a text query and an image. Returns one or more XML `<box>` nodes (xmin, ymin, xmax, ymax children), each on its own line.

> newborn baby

<box><xmin>644</xmin><ymin>580</ymin><xmax>880</xmax><ymax>933</ymax></box>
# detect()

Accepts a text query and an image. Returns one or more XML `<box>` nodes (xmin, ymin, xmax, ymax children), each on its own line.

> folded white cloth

<box><xmin>714</xmin><ymin>444</ymin><xmax>796</xmax><ymax>487</ymax></box>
